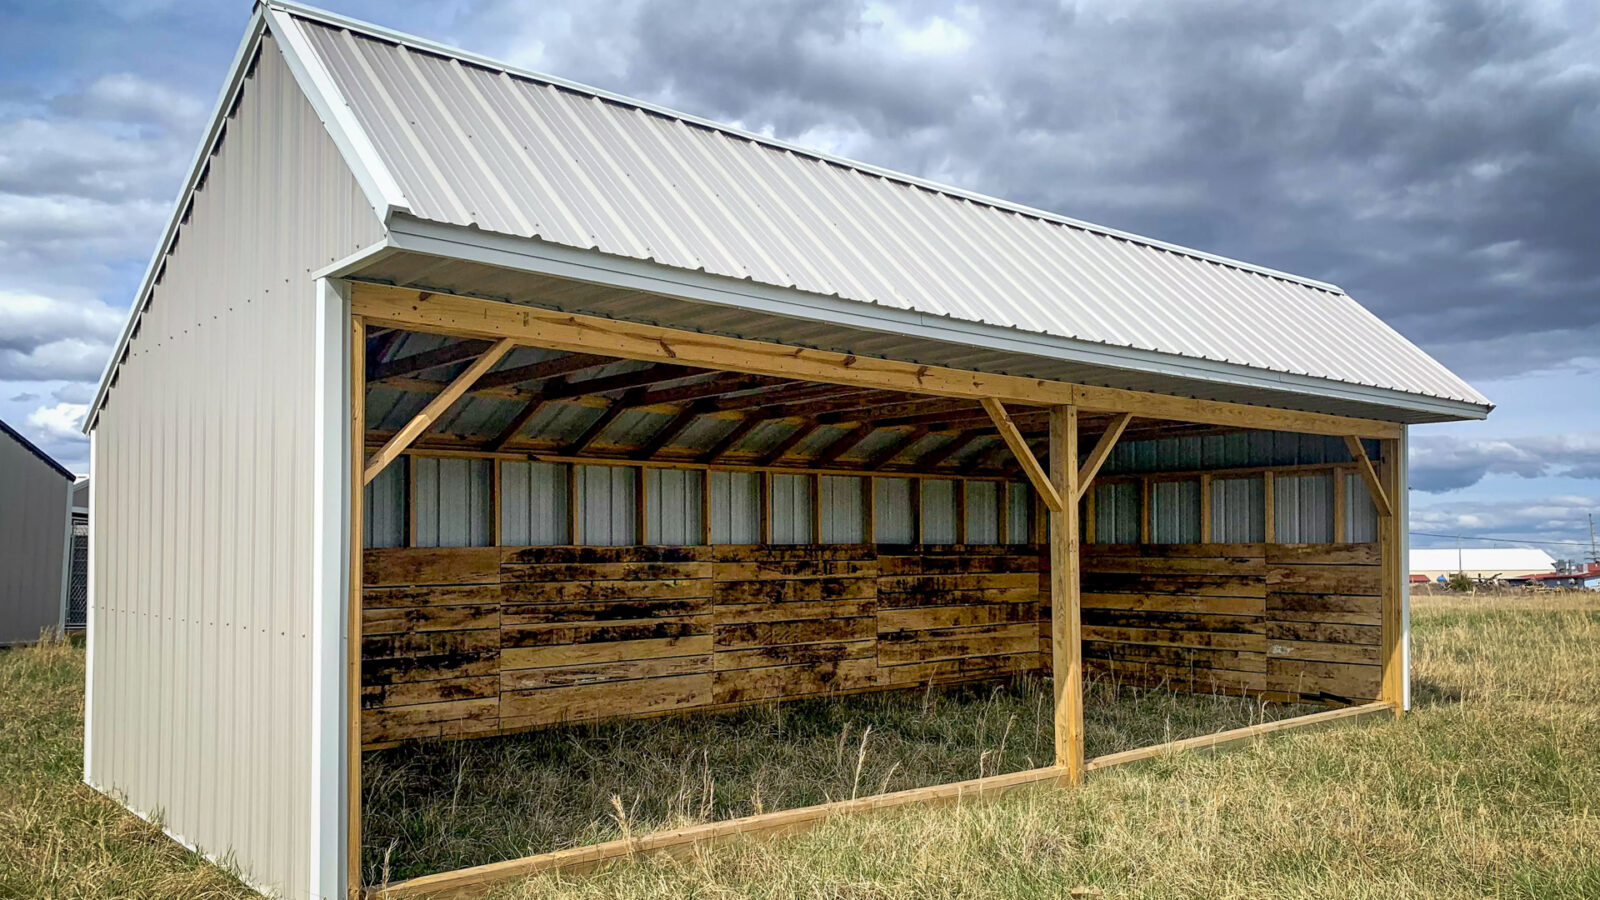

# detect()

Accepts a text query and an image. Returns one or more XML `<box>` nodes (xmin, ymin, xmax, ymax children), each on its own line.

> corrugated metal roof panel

<box><xmin>282</xmin><ymin>8</ymin><xmax>1488</xmax><ymax>411</ymax></box>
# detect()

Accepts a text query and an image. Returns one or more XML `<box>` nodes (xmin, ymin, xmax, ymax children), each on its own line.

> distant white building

<box><xmin>1410</xmin><ymin>548</ymin><xmax>1556</xmax><ymax>582</ymax></box>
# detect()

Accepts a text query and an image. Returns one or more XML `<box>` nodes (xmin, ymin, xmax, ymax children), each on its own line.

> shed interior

<box><xmin>357</xmin><ymin>325</ymin><xmax>1389</xmax><ymax>750</ymax></box>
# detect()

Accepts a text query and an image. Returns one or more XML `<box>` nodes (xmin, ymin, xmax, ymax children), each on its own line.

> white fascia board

<box><xmin>308</xmin><ymin>278</ymin><xmax>350</xmax><ymax>900</ymax></box>
<box><xmin>381</xmin><ymin>217</ymin><xmax>1493</xmax><ymax>423</ymax></box>
<box><xmin>264</xmin><ymin>0</ymin><xmax>1340</xmax><ymax>293</ymax></box>
<box><xmin>264</xmin><ymin>6</ymin><xmax>411</xmax><ymax>222</ymax></box>
<box><xmin>1399</xmin><ymin>425</ymin><xmax>1412</xmax><ymax>711</ymax></box>
<box><xmin>83</xmin><ymin>7</ymin><xmax>271</xmax><ymax>432</ymax></box>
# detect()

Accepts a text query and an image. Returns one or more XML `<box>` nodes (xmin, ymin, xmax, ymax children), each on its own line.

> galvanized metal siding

<box><xmin>86</xmin><ymin>35</ymin><xmax>383</xmax><ymax>900</ymax></box>
<box><xmin>919</xmin><ymin>480</ymin><xmax>958</xmax><ymax>544</ymax></box>
<box><xmin>1093</xmin><ymin>482</ymin><xmax>1141</xmax><ymax>544</ymax></box>
<box><xmin>0</xmin><ymin>428</ymin><xmax>70</xmax><ymax>644</ymax></box>
<box><xmin>645</xmin><ymin>468</ymin><xmax>703</xmax><ymax>545</ymax></box>
<box><xmin>1274</xmin><ymin>472</ymin><xmax>1334</xmax><ymax>543</ymax></box>
<box><xmin>1149</xmin><ymin>479</ymin><xmax>1202</xmax><ymax>544</ymax></box>
<box><xmin>708</xmin><ymin>471</ymin><xmax>759</xmax><ymax>544</ymax></box>
<box><xmin>768</xmin><ymin>474</ymin><xmax>813</xmax><ymax>545</ymax></box>
<box><xmin>575</xmin><ymin>465</ymin><xmax>637</xmax><ymax>545</ymax></box>
<box><xmin>363</xmin><ymin>462</ymin><xmax>406</xmax><ymax>549</ymax></box>
<box><xmin>1345</xmin><ymin>472</ymin><xmax>1379</xmax><ymax>542</ymax></box>
<box><xmin>289</xmin><ymin>13</ymin><xmax>1485</xmax><ymax>408</ymax></box>
<box><xmin>818</xmin><ymin>476</ymin><xmax>864</xmax><ymax>544</ymax></box>
<box><xmin>414</xmin><ymin>457</ymin><xmax>492</xmax><ymax>547</ymax></box>
<box><xmin>1005</xmin><ymin>483</ymin><xmax>1032</xmax><ymax>544</ymax></box>
<box><xmin>1211</xmin><ymin>477</ymin><xmax>1266</xmax><ymax>542</ymax></box>
<box><xmin>964</xmin><ymin>481</ymin><xmax>1000</xmax><ymax>545</ymax></box>
<box><xmin>499</xmin><ymin>461</ymin><xmax>570</xmax><ymax>545</ymax></box>
<box><xmin>873</xmin><ymin>478</ymin><xmax>915</xmax><ymax>544</ymax></box>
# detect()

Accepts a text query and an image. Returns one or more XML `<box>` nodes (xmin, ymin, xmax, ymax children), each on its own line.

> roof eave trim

<box><xmin>83</xmin><ymin>5</ymin><xmax>272</xmax><ymax>433</ymax></box>
<box><xmin>264</xmin><ymin>0</ymin><xmax>1341</xmax><ymax>295</ymax></box>
<box><xmin>377</xmin><ymin>216</ymin><xmax>1493</xmax><ymax>424</ymax></box>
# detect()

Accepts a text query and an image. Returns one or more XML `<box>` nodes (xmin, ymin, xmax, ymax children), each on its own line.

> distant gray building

<box><xmin>0</xmin><ymin>418</ymin><xmax>74</xmax><ymax>644</ymax></box>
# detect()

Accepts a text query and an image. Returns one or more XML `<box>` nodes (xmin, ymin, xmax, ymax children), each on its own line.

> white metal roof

<box><xmin>265</xmin><ymin>1</ymin><xmax>1489</xmax><ymax>417</ymax></box>
<box><xmin>1409</xmin><ymin>548</ymin><xmax>1555</xmax><ymax>574</ymax></box>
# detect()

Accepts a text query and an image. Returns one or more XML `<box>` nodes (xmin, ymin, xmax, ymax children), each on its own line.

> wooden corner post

<box><xmin>347</xmin><ymin>316</ymin><xmax>366</xmax><ymax>898</ymax></box>
<box><xmin>1378</xmin><ymin>437</ymin><xmax>1403</xmax><ymax>716</ymax></box>
<box><xmin>1048</xmin><ymin>405</ymin><xmax>1084</xmax><ymax>781</ymax></box>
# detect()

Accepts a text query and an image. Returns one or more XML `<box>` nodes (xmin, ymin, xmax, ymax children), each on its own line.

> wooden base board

<box><xmin>367</xmin><ymin>700</ymin><xmax>1394</xmax><ymax>899</ymax></box>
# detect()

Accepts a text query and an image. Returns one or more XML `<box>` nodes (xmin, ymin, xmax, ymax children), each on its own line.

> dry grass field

<box><xmin>2</xmin><ymin>591</ymin><xmax>1597</xmax><ymax>899</ymax></box>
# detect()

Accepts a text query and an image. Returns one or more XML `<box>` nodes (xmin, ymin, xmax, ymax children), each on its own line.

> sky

<box><xmin>1</xmin><ymin>0</ymin><xmax>1596</xmax><ymax>560</ymax></box>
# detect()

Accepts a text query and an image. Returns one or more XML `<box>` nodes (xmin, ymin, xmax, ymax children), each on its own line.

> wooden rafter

<box><xmin>352</xmin><ymin>282</ymin><xmax>1404</xmax><ymax>440</ymax></box>
<box><xmin>633</xmin><ymin>373</ymin><xmax>796</xmax><ymax>407</ymax></box>
<box><xmin>757</xmin><ymin>419</ymin><xmax>822</xmax><ymax>466</ymax></box>
<box><xmin>633</xmin><ymin>402</ymin><xmax>707</xmax><ymax>459</ymax></box>
<box><xmin>564</xmin><ymin>388</ymin><xmax>644</xmax><ymax>455</ymax></box>
<box><xmin>474</xmin><ymin>352</ymin><xmax>612</xmax><ymax>390</ymax></box>
<box><xmin>758</xmin><ymin>389</ymin><xmax>911</xmax><ymax>420</ymax></box>
<box><xmin>363</xmin><ymin>338</ymin><xmax>515</xmax><ymax>484</ymax></box>
<box><xmin>810</xmin><ymin>421</ymin><xmax>873</xmax><ymax>468</ymax></box>
<box><xmin>866</xmin><ymin>426</ymin><xmax>929</xmax><ymax>470</ymax></box>
<box><xmin>702</xmin><ymin>414</ymin><xmax>765</xmax><ymax>462</ymax></box>
<box><xmin>1075</xmin><ymin>412</ymin><xmax>1134</xmax><ymax>500</ymax></box>
<box><xmin>981</xmin><ymin>398</ymin><xmax>1063</xmax><ymax>512</ymax></box>
<box><xmin>369</xmin><ymin>338</ymin><xmax>491</xmax><ymax>381</ymax></box>
<box><xmin>488</xmin><ymin>376</ymin><xmax>565</xmax><ymax>452</ymax></box>
<box><xmin>917</xmin><ymin>430</ymin><xmax>985</xmax><ymax>469</ymax></box>
<box><xmin>712</xmin><ymin>383</ymin><xmax>867</xmax><ymax>412</ymax></box>
<box><xmin>1343</xmin><ymin>436</ymin><xmax>1394</xmax><ymax>519</ymax></box>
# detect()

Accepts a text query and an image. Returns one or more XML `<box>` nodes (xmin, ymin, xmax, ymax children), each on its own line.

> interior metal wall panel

<box><xmin>1345</xmin><ymin>471</ymin><xmax>1380</xmax><ymax>542</ymax></box>
<box><xmin>818</xmin><ymin>475</ymin><xmax>864</xmax><ymax>544</ymax></box>
<box><xmin>576</xmin><ymin>465</ymin><xmax>636</xmax><ymax>545</ymax></box>
<box><xmin>1005</xmin><ymin>482</ymin><xmax>1031</xmax><ymax>544</ymax></box>
<box><xmin>85</xmin><ymin>35</ymin><xmax>385</xmax><ymax>899</ymax></box>
<box><xmin>414</xmin><ymin>457</ymin><xmax>492</xmax><ymax>547</ymax></box>
<box><xmin>1105</xmin><ymin>431</ymin><xmax>1362</xmax><ymax>476</ymax></box>
<box><xmin>1149</xmin><ymin>479</ymin><xmax>1202</xmax><ymax>544</ymax></box>
<box><xmin>362</xmin><ymin>461</ymin><xmax>407</xmax><ymax>549</ymax></box>
<box><xmin>709</xmin><ymin>471</ymin><xmax>759</xmax><ymax>544</ymax></box>
<box><xmin>768</xmin><ymin>473</ymin><xmax>814</xmax><ymax>544</ymax></box>
<box><xmin>1211</xmin><ymin>476</ymin><xmax>1266</xmax><ymax>542</ymax></box>
<box><xmin>1275</xmin><ymin>472</ymin><xmax>1334</xmax><ymax>543</ymax></box>
<box><xmin>964</xmin><ymin>481</ymin><xmax>999</xmax><ymax>544</ymax></box>
<box><xmin>645</xmin><ymin>468</ymin><xmax>703</xmax><ymax>545</ymax></box>
<box><xmin>0</xmin><ymin>423</ymin><xmax>71</xmax><ymax>644</ymax></box>
<box><xmin>873</xmin><ymin>477</ymin><xmax>914</xmax><ymax>543</ymax></box>
<box><xmin>920</xmin><ymin>479</ymin><xmax>958</xmax><ymax>544</ymax></box>
<box><xmin>1092</xmin><ymin>482</ymin><xmax>1141</xmax><ymax>544</ymax></box>
<box><xmin>500</xmin><ymin>461</ymin><xmax>569</xmax><ymax>545</ymax></box>
<box><xmin>288</xmin><ymin>10</ymin><xmax>1487</xmax><ymax>411</ymax></box>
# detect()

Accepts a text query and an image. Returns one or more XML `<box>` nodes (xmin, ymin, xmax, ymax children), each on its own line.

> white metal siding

<box><xmin>500</xmin><ymin>461</ymin><xmax>570</xmax><ymax>545</ymax></box>
<box><xmin>768</xmin><ymin>473</ymin><xmax>813</xmax><ymax>545</ymax></box>
<box><xmin>85</xmin><ymin>35</ymin><xmax>384</xmax><ymax>900</ymax></box>
<box><xmin>362</xmin><ymin>461</ymin><xmax>406</xmax><ymax>549</ymax></box>
<box><xmin>576</xmin><ymin>465</ymin><xmax>636</xmax><ymax>545</ymax></box>
<box><xmin>709</xmin><ymin>471</ymin><xmax>759</xmax><ymax>544</ymax></box>
<box><xmin>818</xmin><ymin>475</ymin><xmax>864</xmax><ymax>544</ymax></box>
<box><xmin>873</xmin><ymin>477</ymin><xmax>914</xmax><ymax>544</ymax></box>
<box><xmin>0</xmin><ymin>428</ymin><xmax>71</xmax><ymax>644</ymax></box>
<box><xmin>645</xmin><ymin>468</ymin><xmax>703</xmax><ymax>545</ymax></box>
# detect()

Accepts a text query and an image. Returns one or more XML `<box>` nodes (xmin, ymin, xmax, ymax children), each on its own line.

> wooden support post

<box><xmin>981</xmin><ymin>398</ymin><xmax>1063</xmax><ymax>512</ymax></box>
<box><xmin>634</xmin><ymin>465</ymin><xmax>648</xmax><ymax>545</ymax></box>
<box><xmin>1138</xmin><ymin>477</ymin><xmax>1151</xmax><ymax>544</ymax></box>
<box><xmin>909</xmin><ymin>477</ymin><xmax>923</xmax><ymax>545</ymax></box>
<box><xmin>1263</xmin><ymin>471</ymin><xmax>1276</xmax><ymax>543</ymax></box>
<box><xmin>1075</xmin><ymin>412</ymin><xmax>1133</xmax><ymax>499</ymax></box>
<box><xmin>699</xmin><ymin>470</ymin><xmax>713</xmax><ymax>547</ymax></box>
<box><xmin>347</xmin><ymin>316</ymin><xmax>365</xmax><ymax>898</ymax></box>
<box><xmin>1378</xmin><ymin>439</ymin><xmax>1403</xmax><ymax>716</ymax></box>
<box><xmin>364</xmin><ymin>338</ymin><xmax>515</xmax><ymax>484</ymax></box>
<box><xmin>955</xmin><ymin>480</ymin><xmax>968</xmax><ymax>544</ymax></box>
<box><xmin>810</xmin><ymin>472</ymin><xmax>823</xmax><ymax>545</ymax></box>
<box><xmin>1332</xmin><ymin>466</ymin><xmax>1347</xmax><ymax>542</ymax></box>
<box><xmin>1049</xmin><ymin>406</ymin><xmax>1083</xmax><ymax>782</ymax></box>
<box><xmin>758</xmin><ymin>471</ymin><xmax>771</xmax><ymax>545</ymax></box>
<box><xmin>1198</xmin><ymin>474</ymin><xmax>1212</xmax><ymax>543</ymax></box>
<box><xmin>862</xmin><ymin>476</ymin><xmax>876</xmax><ymax>544</ymax></box>
<box><xmin>566</xmin><ymin>464</ymin><xmax>579</xmax><ymax>544</ymax></box>
<box><xmin>1343</xmin><ymin>436</ymin><xmax>1394</xmax><ymax>519</ymax></box>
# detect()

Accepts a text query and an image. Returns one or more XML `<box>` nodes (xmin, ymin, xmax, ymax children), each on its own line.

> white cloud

<box><xmin>0</xmin><ymin>290</ymin><xmax>122</xmax><ymax>381</ymax></box>
<box><xmin>26</xmin><ymin>401</ymin><xmax>88</xmax><ymax>441</ymax></box>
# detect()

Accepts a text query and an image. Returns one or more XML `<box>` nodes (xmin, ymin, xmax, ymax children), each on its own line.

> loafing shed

<box><xmin>81</xmin><ymin>3</ymin><xmax>1492</xmax><ymax>898</ymax></box>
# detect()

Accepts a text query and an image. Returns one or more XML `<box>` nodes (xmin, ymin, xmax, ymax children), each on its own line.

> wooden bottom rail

<box><xmin>367</xmin><ymin>700</ymin><xmax>1395</xmax><ymax>899</ymax></box>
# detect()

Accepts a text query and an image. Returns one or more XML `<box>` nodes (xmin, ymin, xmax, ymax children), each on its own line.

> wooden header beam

<box><xmin>349</xmin><ymin>283</ymin><xmax>1403</xmax><ymax>440</ymax></box>
<box><xmin>982</xmin><ymin>398</ymin><xmax>1063</xmax><ymax>512</ymax></box>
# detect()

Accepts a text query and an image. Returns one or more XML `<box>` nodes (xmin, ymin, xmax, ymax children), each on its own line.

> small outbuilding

<box><xmin>81</xmin><ymin>3</ymin><xmax>1492</xmax><ymax>898</ymax></box>
<box><xmin>0</xmin><ymin>417</ymin><xmax>74</xmax><ymax>645</ymax></box>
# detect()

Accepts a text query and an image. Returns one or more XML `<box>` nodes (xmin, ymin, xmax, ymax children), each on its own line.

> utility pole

<box><xmin>1590</xmin><ymin>513</ymin><xmax>1597</xmax><ymax>565</ymax></box>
